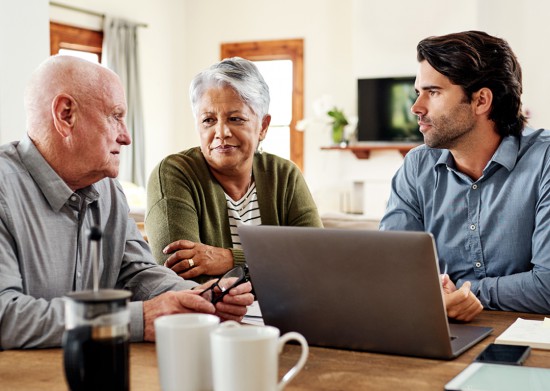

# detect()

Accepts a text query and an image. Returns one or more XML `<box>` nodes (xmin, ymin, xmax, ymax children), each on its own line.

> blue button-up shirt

<box><xmin>380</xmin><ymin>128</ymin><xmax>550</xmax><ymax>313</ymax></box>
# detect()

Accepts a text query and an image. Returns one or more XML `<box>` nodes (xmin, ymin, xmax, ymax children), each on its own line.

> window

<box><xmin>50</xmin><ymin>22</ymin><xmax>103</xmax><ymax>62</ymax></box>
<box><xmin>221</xmin><ymin>39</ymin><xmax>304</xmax><ymax>171</ymax></box>
<box><xmin>253</xmin><ymin>59</ymin><xmax>293</xmax><ymax>160</ymax></box>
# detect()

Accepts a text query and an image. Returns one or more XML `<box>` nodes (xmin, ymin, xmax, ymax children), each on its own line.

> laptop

<box><xmin>238</xmin><ymin>226</ymin><xmax>492</xmax><ymax>360</ymax></box>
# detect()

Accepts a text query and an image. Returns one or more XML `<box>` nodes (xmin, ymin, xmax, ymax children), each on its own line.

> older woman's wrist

<box><xmin>230</xmin><ymin>248</ymin><xmax>246</xmax><ymax>266</ymax></box>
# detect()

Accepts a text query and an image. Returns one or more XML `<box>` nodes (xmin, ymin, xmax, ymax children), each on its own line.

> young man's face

<box><xmin>411</xmin><ymin>60</ymin><xmax>477</xmax><ymax>149</ymax></box>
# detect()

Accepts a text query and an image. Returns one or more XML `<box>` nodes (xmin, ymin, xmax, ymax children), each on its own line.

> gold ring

<box><xmin>188</xmin><ymin>259</ymin><xmax>195</xmax><ymax>268</ymax></box>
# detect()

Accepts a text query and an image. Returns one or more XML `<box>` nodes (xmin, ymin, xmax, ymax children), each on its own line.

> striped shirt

<box><xmin>225</xmin><ymin>182</ymin><xmax>262</xmax><ymax>249</ymax></box>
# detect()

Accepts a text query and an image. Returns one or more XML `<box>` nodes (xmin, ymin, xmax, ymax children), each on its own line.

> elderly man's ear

<box><xmin>52</xmin><ymin>94</ymin><xmax>77</xmax><ymax>137</ymax></box>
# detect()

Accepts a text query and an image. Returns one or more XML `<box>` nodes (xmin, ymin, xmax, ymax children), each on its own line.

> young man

<box><xmin>380</xmin><ymin>31</ymin><xmax>550</xmax><ymax>321</ymax></box>
<box><xmin>0</xmin><ymin>55</ymin><xmax>253</xmax><ymax>349</ymax></box>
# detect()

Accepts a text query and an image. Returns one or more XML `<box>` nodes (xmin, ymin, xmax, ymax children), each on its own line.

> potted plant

<box><xmin>327</xmin><ymin>107</ymin><xmax>349</xmax><ymax>145</ymax></box>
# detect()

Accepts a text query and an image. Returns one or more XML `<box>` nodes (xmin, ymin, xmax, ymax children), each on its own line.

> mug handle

<box><xmin>277</xmin><ymin>332</ymin><xmax>309</xmax><ymax>391</ymax></box>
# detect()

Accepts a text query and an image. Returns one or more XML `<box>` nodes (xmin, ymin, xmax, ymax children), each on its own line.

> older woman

<box><xmin>146</xmin><ymin>57</ymin><xmax>322</xmax><ymax>283</ymax></box>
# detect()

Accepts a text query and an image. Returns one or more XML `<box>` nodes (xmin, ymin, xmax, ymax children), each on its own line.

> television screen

<box><xmin>357</xmin><ymin>77</ymin><xmax>421</xmax><ymax>142</ymax></box>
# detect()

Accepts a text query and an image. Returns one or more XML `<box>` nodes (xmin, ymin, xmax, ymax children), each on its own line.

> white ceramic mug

<box><xmin>154</xmin><ymin>313</ymin><xmax>221</xmax><ymax>391</ymax></box>
<box><xmin>210</xmin><ymin>323</ymin><xmax>309</xmax><ymax>391</ymax></box>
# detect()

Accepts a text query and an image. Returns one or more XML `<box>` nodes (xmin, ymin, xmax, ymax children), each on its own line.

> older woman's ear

<box><xmin>259</xmin><ymin>114</ymin><xmax>271</xmax><ymax>141</ymax></box>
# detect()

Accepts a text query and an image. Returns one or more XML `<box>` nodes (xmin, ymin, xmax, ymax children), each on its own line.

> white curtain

<box><xmin>102</xmin><ymin>16</ymin><xmax>146</xmax><ymax>187</ymax></box>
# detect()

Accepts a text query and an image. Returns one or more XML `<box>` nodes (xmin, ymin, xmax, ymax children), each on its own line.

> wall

<box><xmin>50</xmin><ymin>0</ymin><xmax>188</xmax><ymax>176</ymax></box>
<box><xmin>3</xmin><ymin>0</ymin><xmax>550</xmax><ymax>219</ymax></box>
<box><xmin>182</xmin><ymin>0</ymin><xmax>363</xmax><ymax>214</ymax></box>
<box><xmin>0</xmin><ymin>0</ymin><xmax>49</xmax><ymax>144</ymax></box>
<box><xmin>185</xmin><ymin>0</ymin><xmax>550</xmax><ymax>218</ymax></box>
<box><xmin>181</xmin><ymin>0</ymin><xmax>355</xmax><ymax>146</ymax></box>
<box><xmin>337</xmin><ymin>0</ymin><xmax>550</xmax><ymax>219</ymax></box>
<box><xmin>477</xmin><ymin>0</ymin><xmax>550</xmax><ymax>131</ymax></box>
<box><xmin>308</xmin><ymin>0</ymin><xmax>480</xmax><ymax>217</ymax></box>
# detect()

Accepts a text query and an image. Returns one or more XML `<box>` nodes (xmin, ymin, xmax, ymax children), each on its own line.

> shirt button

<box><xmin>472</xmin><ymin>184</ymin><xmax>478</xmax><ymax>190</ymax></box>
<box><xmin>475</xmin><ymin>262</ymin><xmax>482</xmax><ymax>268</ymax></box>
<box><xmin>470</xmin><ymin>224</ymin><xmax>476</xmax><ymax>230</ymax></box>
<box><xmin>77</xmin><ymin>272</ymin><xmax>81</xmax><ymax>277</ymax></box>
<box><xmin>70</xmin><ymin>195</ymin><xmax>77</xmax><ymax>202</ymax></box>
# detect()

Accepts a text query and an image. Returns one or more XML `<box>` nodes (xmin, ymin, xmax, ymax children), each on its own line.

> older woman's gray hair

<box><xmin>189</xmin><ymin>57</ymin><xmax>270</xmax><ymax>119</ymax></box>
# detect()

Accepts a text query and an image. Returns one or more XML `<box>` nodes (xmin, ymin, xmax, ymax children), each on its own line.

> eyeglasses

<box><xmin>199</xmin><ymin>265</ymin><xmax>248</xmax><ymax>304</ymax></box>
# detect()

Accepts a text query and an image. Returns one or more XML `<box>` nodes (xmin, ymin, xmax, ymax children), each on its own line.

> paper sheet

<box><xmin>242</xmin><ymin>300</ymin><xmax>264</xmax><ymax>326</ymax></box>
<box><xmin>495</xmin><ymin>317</ymin><xmax>550</xmax><ymax>349</ymax></box>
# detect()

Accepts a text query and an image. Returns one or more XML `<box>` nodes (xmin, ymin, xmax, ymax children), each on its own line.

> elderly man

<box><xmin>0</xmin><ymin>55</ymin><xmax>253</xmax><ymax>349</ymax></box>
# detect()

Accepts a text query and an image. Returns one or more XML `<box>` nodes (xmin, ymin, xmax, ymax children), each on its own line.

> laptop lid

<box><xmin>239</xmin><ymin>226</ymin><xmax>492</xmax><ymax>360</ymax></box>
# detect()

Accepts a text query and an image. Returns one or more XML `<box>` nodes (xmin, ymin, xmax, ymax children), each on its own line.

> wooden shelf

<box><xmin>320</xmin><ymin>142</ymin><xmax>420</xmax><ymax>159</ymax></box>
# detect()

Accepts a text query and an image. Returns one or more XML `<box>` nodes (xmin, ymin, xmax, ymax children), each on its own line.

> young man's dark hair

<box><xmin>417</xmin><ymin>30</ymin><xmax>527</xmax><ymax>137</ymax></box>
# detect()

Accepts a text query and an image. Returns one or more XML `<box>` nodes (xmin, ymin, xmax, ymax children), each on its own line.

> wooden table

<box><xmin>1</xmin><ymin>311</ymin><xmax>548</xmax><ymax>390</ymax></box>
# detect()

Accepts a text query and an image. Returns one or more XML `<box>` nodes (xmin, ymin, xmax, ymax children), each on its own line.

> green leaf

<box><xmin>327</xmin><ymin>107</ymin><xmax>349</xmax><ymax>127</ymax></box>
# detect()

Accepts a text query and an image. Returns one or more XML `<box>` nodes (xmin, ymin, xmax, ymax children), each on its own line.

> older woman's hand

<box><xmin>163</xmin><ymin>239</ymin><xmax>234</xmax><ymax>278</ymax></box>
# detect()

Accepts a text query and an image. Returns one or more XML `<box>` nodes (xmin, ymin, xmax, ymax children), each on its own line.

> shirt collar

<box><xmin>435</xmin><ymin>149</ymin><xmax>455</xmax><ymax>169</ymax></box>
<box><xmin>491</xmin><ymin>135</ymin><xmax>519</xmax><ymax>172</ymax></box>
<box><xmin>433</xmin><ymin>135</ymin><xmax>519</xmax><ymax>173</ymax></box>
<box><xmin>17</xmin><ymin>135</ymin><xmax>99</xmax><ymax>211</ymax></box>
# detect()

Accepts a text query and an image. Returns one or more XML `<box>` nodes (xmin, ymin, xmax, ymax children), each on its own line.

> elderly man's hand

<box><xmin>142</xmin><ymin>281</ymin><xmax>254</xmax><ymax>341</ymax></box>
<box><xmin>142</xmin><ymin>290</ymin><xmax>215</xmax><ymax>341</ymax></box>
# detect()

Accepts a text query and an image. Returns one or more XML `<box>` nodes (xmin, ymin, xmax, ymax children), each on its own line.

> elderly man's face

<box><xmin>75</xmin><ymin>75</ymin><xmax>131</xmax><ymax>181</ymax></box>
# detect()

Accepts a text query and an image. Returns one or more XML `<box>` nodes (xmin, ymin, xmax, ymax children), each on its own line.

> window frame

<box><xmin>50</xmin><ymin>21</ymin><xmax>103</xmax><ymax>61</ymax></box>
<box><xmin>221</xmin><ymin>39</ymin><xmax>304</xmax><ymax>172</ymax></box>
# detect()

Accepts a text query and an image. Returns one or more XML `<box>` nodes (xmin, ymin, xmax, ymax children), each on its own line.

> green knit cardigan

<box><xmin>146</xmin><ymin>147</ymin><xmax>323</xmax><ymax>283</ymax></box>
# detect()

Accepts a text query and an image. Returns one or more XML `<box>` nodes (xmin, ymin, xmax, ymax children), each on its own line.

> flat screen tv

<box><xmin>357</xmin><ymin>77</ymin><xmax>421</xmax><ymax>142</ymax></box>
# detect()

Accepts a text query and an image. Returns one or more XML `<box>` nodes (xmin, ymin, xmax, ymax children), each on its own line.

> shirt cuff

<box><xmin>129</xmin><ymin>300</ymin><xmax>144</xmax><ymax>342</ymax></box>
<box><xmin>230</xmin><ymin>248</ymin><xmax>246</xmax><ymax>266</ymax></box>
<box><xmin>469</xmin><ymin>279</ymin><xmax>480</xmax><ymax>296</ymax></box>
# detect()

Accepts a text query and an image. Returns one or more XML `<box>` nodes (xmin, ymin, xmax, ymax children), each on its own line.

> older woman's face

<box><xmin>197</xmin><ymin>85</ymin><xmax>270</xmax><ymax>174</ymax></box>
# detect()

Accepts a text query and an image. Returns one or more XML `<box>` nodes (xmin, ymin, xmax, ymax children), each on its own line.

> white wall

<box><xmin>353</xmin><ymin>0</ymin><xmax>479</xmax><ymax>78</ymax></box>
<box><xmin>477</xmin><ymin>0</ymin><xmax>550</xmax><ymax>131</ymax></box>
<box><xmin>182</xmin><ymin>0</ymin><xmax>363</xmax><ymax>214</ymax></box>
<box><xmin>184</xmin><ymin>0</ymin><xmax>550</xmax><ymax>218</ymax></box>
<box><xmin>213</xmin><ymin>0</ymin><xmax>480</xmax><ymax>217</ymax></box>
<box><xmin>310</xmin><ymin>0</ymin><xmax>481</xmax><ymax>217</ymax></box>
<box><xmin>48</xmin><ymin>0</ymin><xmax>188</xmax><ymax>178</ymax></box>
<box><xmin>3</xmin><ymin>0</ymin><xmax>550</xmax><ymax>219</ymax></box>
<box><xmin>181</xmin><ymin>0</ymin><xmax>356</xmax><ymax>147</ymax></box>
<box><xmin>0</xmin><ymin>0</ymin><xmax>49</xmax><ymax>144</ymax></box>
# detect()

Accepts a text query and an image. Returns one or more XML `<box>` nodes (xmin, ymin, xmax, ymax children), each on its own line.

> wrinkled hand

<box><xmin>212</xmin><ymin>281</ymin><xmax>254</xmax><ymax>322</ymax></box>
<box><xmin>163</xmin><ymin>240</ymin><xmax>233</xmax><ymax>278</ymax></box>
<box><xmin>441</xmin><ymin>274</ymin><xmax>483</xmax><ymax>322</ymax></box>
<box><xmin>143</xmin><ymin>280</ymin><xmax>254</xmax><ymax>341</ymax></box>
<box><xmin>142</xmin><ymin>290</ymin><xmax>215</xmax><ymax>341</ymax></box>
